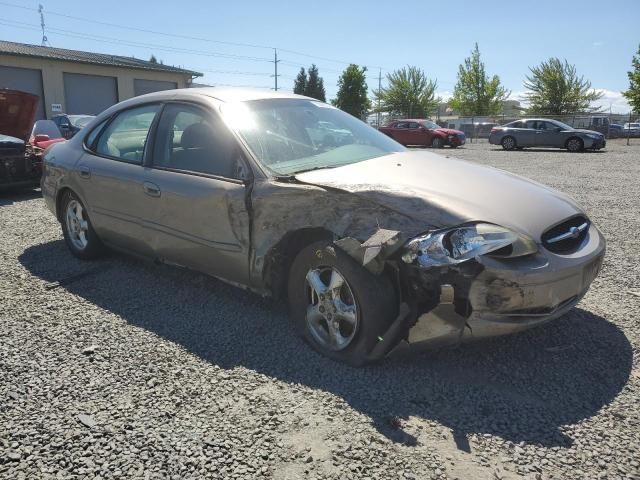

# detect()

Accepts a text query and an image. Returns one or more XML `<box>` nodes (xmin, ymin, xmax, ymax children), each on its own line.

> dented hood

<box><xmin>295</xmin><ymin>151</ymin><xmax>583</xmax><ymax>241</ymax></box>
<box><xmin>0</xmin><ymin>89</ymin><xmax>39</xmax><ymax>141</ymax></box>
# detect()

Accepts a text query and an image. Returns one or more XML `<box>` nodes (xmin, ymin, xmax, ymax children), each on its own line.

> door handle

<box><xmin>79</xmin><ymin>167</ymin><xmax>91</xmax><ymax>178</ymax></box>
<box><xmin>143</xmin><ymin>181</ymin><xmax>161</xmax><ymax>197</ymax></box>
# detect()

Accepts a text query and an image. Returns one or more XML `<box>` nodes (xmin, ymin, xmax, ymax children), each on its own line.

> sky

<box><xmin>1</xmin><ymin>0</ymin><xmax>638</xmax><ymax>112</ymax></box>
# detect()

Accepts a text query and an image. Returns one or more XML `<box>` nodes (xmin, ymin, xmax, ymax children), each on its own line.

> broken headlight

<box><xmin>401</xmin><ymin>223</ymin><xmax>534</xmax><ymax>267</ymax></box>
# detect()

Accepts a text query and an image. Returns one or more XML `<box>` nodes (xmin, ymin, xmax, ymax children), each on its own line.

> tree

<box><xmin>149</xmin><ymin>54</ymin><xmax>158</xmax><ymax>64</ymax></box>
<box><xmin>449</xmin><ymin>43</ymin><xmax>510</xmax><ymax>116</ymax></box>
<box><xmin>623</xmin><ymin>44</ymin><xmax>640</xmax><ymax>113</ymax></box>
<box><xmin>523</xmin><ymin>58</ymin><xmax>603</xmax><ymax>114</ymax></box>
<box><xmin>331</xmin><ymin>64</ymin><xmax>371</xmax><ymax>118</ymax></box>
<box><xmin>374</xmin><ymin>66</ymin><xmax>440</xmax><ymax>118</ymax></box>
<box><xmin>293</xmin><ymin>67</ymin><xmax>307</xmax><ymax>95</ymax></box>
<box><xmin>304</xmin><ymin>64</ymin><xmax>326</xmax><ymax>102</ymax></box>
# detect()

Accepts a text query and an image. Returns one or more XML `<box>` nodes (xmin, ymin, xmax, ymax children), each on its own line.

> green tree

<box><xmin>331</xmin><ymin>64</ymin><xmax>371</xmax><ymax>118</ymax></box>
<box><xmin>293</xmin><ymin>67</ymin><xmax>307</xmax><ymax>95</ymax></box>
<box><xmin>449</xmin><ymin>43</ymin><xmax>510</xmax><ymax>116</ymax></box>
<box><xmin>524</xmin><ymin>58</ymin><xmax>603</xmax><ymax>114</ymax></box>
<box><xmin>304</xmin><ymin>64</ymin><xmax>326</xmax><ymax>102</ymax></box>
<box><xmin>149</xmin><ymin>54</ymin><xmax>158</xmax><ymax>64</ymax></box>
<box><xmin>374</xmin><ymin>66</ymin><xmax>440</xmax><ymax>118</ymax></box>
<box><xmin>623</xmin><ymin>44</ymin><xmax>640</xmax><ymax>113</ymax></box>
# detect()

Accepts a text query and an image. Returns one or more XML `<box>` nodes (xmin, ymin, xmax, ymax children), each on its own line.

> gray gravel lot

<box><xmin>1</xmin><ymin>139</ymin><xmax>639</xmax><ymax>480</ymax></box>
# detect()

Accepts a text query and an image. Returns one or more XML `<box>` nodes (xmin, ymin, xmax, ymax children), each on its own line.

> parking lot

<box><xmin>1</xmin><ymin>139</ymin><xmax>639</xmax><ymax>480</ymax></box>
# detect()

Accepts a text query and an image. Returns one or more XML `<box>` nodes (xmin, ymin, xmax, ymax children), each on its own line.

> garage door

<box><xmin>63</xmin><ymin>72</ymin><xmax>118</xmax><ymax>115</ymax></box>
<box><xmin>134</xmin><ymin>79</ymin><xmax>178</xmax><ymax>96</ymax></box>
<box><xmin>0</xmin><ymin>65</ymin><xmax>45</xmax><ymax>120</ymax></box>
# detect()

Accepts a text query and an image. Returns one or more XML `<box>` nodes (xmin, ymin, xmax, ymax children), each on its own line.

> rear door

<box><xmin>515</xmin><ymin>120</ymin><xmax>537</xmax><ymax>146</ymax></box>
<box><xmin>145</xmin><ymin>102</ymin><xmax>251</xmax><ymax>285</ymax></box>
<box><xmin>78</xmin><ymin>103</ymin><xmax>161</xmax><ymax>256</ymax></box>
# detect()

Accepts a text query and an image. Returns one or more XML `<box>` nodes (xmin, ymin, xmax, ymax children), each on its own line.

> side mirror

<box><xmin>34</xmin><ymin>134</ymin><xmax>50</xmax><ymax>143</ymax></box>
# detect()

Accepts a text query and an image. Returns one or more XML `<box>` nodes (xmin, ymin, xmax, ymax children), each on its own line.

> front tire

<box><xmin>287</xmin><ymin>241</ymin><xmax>397</xmax><ymax>366</ymax></box>
<box><xmin>501</xmin><ymin>136</ymin><xmax>517</xmax><ymax>150</ymax></box>
<box><xmin>61</xmin><ymin>191</ymin><xmax>103</xmax><ymax>260</ymax></box>
<box><xmin>431</xmin><ymin>137</ymin><xmax>444</xmax><ymax>148</ymax></box>
<box><xmin>566</xmin><ymin>137</ymin><xmax>584</xmax><ymax>152</ymax></box>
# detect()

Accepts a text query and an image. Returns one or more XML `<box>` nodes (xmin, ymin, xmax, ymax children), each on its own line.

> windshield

<box><xmin>420</xmin><ymin>120</ymin><xmax>440</xmax><ymax>129</ymax></box>
<box><xmin>221</xmin><ymin>99</ymin><xmax>405</xmax><ymax>175</ymax></box>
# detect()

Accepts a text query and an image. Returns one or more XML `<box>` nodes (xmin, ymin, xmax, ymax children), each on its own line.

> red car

<box><xmin>379</xmin><ymin>119</ymin><xmax>465</xmax><ymax>148</ymax></box>
<box><xmin>29</xmin><ymin>120</ymin><xmax>66</xmax><ymax>150</ymax></box>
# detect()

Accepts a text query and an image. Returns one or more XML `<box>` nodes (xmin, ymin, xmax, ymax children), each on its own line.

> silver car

<box><xmin>42</xmin><ymin>88</ymin><xmax>605</xmax><ymax>366</ymax></box>
<box><xmin>489</xmin><ymin>119</ymin><xmax>606</xmax><ymax>152</ymax></box>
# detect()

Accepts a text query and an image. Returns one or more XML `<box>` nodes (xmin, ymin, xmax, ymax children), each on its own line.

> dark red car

<box><xmin>379</xmin><ymin>119</ymin><xmax>465</xmax><ymax>148</ymax></box>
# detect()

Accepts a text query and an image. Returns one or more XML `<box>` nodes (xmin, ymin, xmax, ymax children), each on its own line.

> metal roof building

<box><xmin>0</xmin><ymin>40</ymin><xmax>202</xmax><ymax>119</ymax></box>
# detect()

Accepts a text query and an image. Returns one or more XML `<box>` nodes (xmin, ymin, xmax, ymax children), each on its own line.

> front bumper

<box><xmin>447</xmin><ymin>133</ymin><xmax>466</xmax><ymax>147</ymax></box>
<box><xmin>400</xmin><ymin>224</ymin><xmax>605</xmax><ymax>350</ymax></box>
<box><xmin>0</xmin><ymin>152</ymin><xmax>42</xmax><ymax>190</ymax></box>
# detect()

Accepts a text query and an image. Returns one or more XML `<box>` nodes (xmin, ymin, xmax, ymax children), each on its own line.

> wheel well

<box><xmin>55</xmin><ymin>187</ymin><xmax>73</xmax><ymax>222</ymax></box>
<box><xmin>502</xmin><ymin>135</ymin><xmax>515</xmax><ymax>143</ymax></box>
<box><xmin>565</xmin><ymin>136</ymin><xmax>583</xmax><ymax>148</ymax></box>
<box><xmin>265</xmin><ymin>227</ymin><xmax>334</xmax><ymax>300</ymax></box>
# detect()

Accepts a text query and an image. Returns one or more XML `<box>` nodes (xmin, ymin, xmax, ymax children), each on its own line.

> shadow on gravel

<box><xmin>0</xmin><ymin>188</ymin><xmax>41</xmax><ymax>207</ymax></box>
<box><xmin>20</xmin><ymin>240</ymin><xmax>632</xmax><ymax>450</ymax></box>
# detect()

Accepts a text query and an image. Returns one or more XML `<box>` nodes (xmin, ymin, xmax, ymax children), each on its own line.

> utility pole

<box><xmin>271</xmin><ymin>48</ymin><xmax>280</xmax><ymax>91</ymax></box>
<box><xmin>38</xmin><ymin>4</ymin><xmax>49</xmax><ymax>46</ymax></box>
<box><xmin>377</xmin><ymin>68</ymin><xmax>382</xmax><ymax>129</ymax></box>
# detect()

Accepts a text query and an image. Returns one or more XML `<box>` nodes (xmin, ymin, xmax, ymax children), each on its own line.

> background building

<box><xmin>0</xmin><ymin>40</ymin><xmax>202</xmax><ymax>119</ymax></box>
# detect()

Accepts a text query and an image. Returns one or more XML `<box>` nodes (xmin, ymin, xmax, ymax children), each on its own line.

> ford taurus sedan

<box><xmin>42</xmin><ymin>88</ymin><xmax>605</xmax><ymax>366</ymax></box>
<box><xmin>489</xmin><ymin>119</ymin><xmax>606</xmax><ymax>152</ymax></box>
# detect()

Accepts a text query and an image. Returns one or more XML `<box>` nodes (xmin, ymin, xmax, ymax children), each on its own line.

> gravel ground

<box><xmin>1</xmin><ymin>139</ymin><xmax>639</xmax><ymax>480</ymax></box>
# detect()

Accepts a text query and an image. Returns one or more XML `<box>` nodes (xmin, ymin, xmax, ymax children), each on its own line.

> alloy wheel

<box><xmin>65</xmin><ymin>199</ymin><xmax>89</xmax><ymax>251</ymax></box>
<box><xmin>304</xmin><ymin>267</ymin><xmax>359</xmax><ymax>351</ymax></box>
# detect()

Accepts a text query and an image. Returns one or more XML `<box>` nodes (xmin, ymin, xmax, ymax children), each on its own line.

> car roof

<box><xmin>136</xmin><ymin>87</ymin><xmax>307</xmax><ymax>103</ymax></box>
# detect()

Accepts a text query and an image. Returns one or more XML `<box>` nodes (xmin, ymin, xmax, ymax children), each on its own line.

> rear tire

<box><xmin>431</xmin><ymin>137</ymin><xmax>444</xmax><ymax>148</ymax></box>
<box><xmin>566</xmin><ymin>137</ymin><xmax>584</xmax><ymax>152</ymax></box>
<box><xmin>501</xmin><ymin>136</ymin><xmax>516</xmax><ymax>150</ymax></box>
<box><xmin>61</xmin><ymin>191</ymin><xmax>104</xmax><ymax>260</ymax></box>
<box><xmin>287</xmin><ymin>241</ymin><xmax>397</xmax><ymax>366</ymax></box>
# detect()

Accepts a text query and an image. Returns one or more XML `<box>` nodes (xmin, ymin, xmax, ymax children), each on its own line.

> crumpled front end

<box><xmin>393</xmin><ymin>223</ymin><xmax>605</xmax><ymax>354</ymax></box>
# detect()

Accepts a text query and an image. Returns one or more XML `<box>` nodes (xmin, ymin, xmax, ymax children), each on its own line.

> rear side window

<box><xmin>95</xmin><ymin>104</ymin><xmax>160</xmax><ymax>164</ymax></box>
<box><xmin>395</xmin><ymin>122</ymin><xmax>409</xmax><ymax>128</ymax></box>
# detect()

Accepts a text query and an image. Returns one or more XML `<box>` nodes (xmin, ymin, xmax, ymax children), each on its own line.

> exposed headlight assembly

<box><xmin>401</xmin><ymin>223</ymin><xmax>536</xmax><ymax>268</ymax></box>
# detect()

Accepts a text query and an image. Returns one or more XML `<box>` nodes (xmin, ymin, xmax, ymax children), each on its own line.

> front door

<box><xmin>534</xmin><ymin>121</ymin><xmax>563</xmax><ymax>148</ymax></box>
<box><xmin>145</xmin><ymin>102</ymin><xmax>251</xmax><ymax>285</ymax></box>
<box><xmin>77</xmin><ymin>104</ymin><xmax>161</xmax><ymax>257</ymax></box>
<box><xmin>392</xmin><ymin>121</ymin><xmax>410</xmax><ymax>145</ymax></box>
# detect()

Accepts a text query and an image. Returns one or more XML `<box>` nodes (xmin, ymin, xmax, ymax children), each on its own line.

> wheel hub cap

<box><xmin>65</xmin><ymin>199</ymin><xmax>89</xmax><ymax>250</ymax></box>
<box><xmin>305</xmin><ymin>267</ymin><xmax>358</xmax><ymax>351</ymax></box>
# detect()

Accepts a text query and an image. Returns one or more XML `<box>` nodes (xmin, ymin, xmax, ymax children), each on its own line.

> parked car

<box><xmin>608</xmin><ymin>124</ymin><xmax>624</xmax><ymax>138</ymax></box>
<box><xmin>52</xmin><ymin>114</ymin><xmax>96</xmax><ymax>139</ymax></box>
<box><xmin>42</xmin><ymin>88</ymin><xmax>605</xmax><ymax>365</ymax></box>
<box><xmin>623</xmin><ymin>123</ymin><xmax>640</xmax><ymax>137</ymax></box>
<box><xmin>489</xmin><ymin>119</ymin><xmax>606</xmax><ymax>152</ymax></box>
<box><xmin>29</xmin><ymin>120</ymin><xmax>66</xmax><ymax>150</ymax></box>
<box><xmin>307</xmin><ymin>120</ymin><xmax>354</xmax><ymax>147</ymax></box>
<box><xmin>379</xmin><ymin>119</ymin><xmax>465</xmax><ymax>148</ymax></box>
<box><xmin>0</xmin><ymin>89</ymin><xmax>43</xmax><ymax>190</ymax></box>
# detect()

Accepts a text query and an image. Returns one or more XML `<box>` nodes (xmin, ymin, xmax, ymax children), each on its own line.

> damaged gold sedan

<box><xmin>41</xmin><ymin>88</ymin><xmax>605</xmax><ymax>366</ymax></box>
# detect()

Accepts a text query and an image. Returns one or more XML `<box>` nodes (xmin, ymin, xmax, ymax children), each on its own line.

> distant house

<box><xmin>0</xmin><ymin>40</ymin><xmax>202</xmax><ymax>119</ymax></box>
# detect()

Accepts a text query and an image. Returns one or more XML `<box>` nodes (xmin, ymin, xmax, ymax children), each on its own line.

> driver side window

<box><xmin>152</xmin><ymin>103</ymin><xmax>239</xmax><ymax>179</ymax></box>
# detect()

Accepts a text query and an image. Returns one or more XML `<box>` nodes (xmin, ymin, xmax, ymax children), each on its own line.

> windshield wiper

<box><xmin>290</xmin><ymin>165</ymin><xmax>334</xmax><ymax>175</ymax></box>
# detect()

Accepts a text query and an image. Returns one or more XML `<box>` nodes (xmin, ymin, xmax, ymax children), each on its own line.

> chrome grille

<box><xmin>541</xmin><ymin>215</ymin><xmax>590</xmax><ymax>254</ymax></box>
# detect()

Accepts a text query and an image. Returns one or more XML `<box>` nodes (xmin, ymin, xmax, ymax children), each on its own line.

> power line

<box><xmin>0</xmin><ymin>0</ymin><xmax>274</xmax><ymax>51</ymax></box>
<box><xmin>0</xmin><ymin>1</ymin><xmax>390</xmax><ymax>72</ymax></box>
<box><xmin>0</xmin><ymin>18</ymin><xmax>273</xmax><ymax>62</ymax></box>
